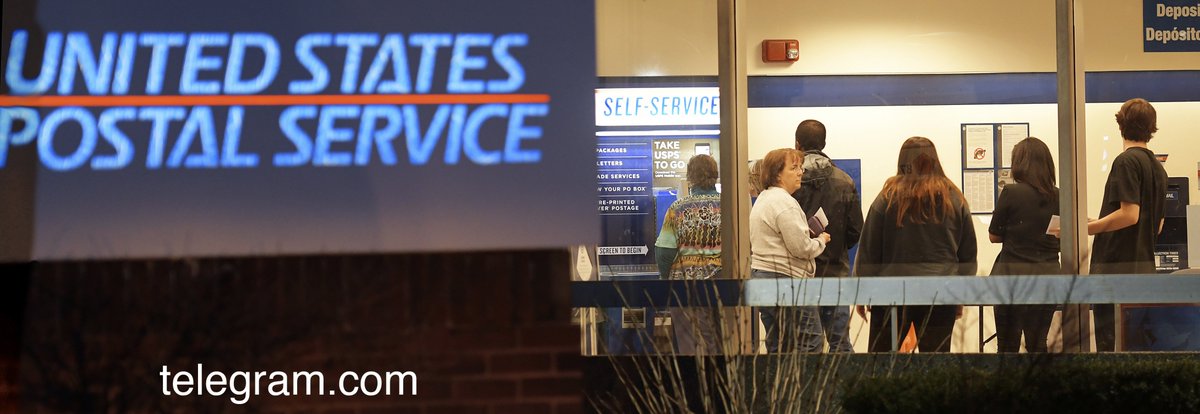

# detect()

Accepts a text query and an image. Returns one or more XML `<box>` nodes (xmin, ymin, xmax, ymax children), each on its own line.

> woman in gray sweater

<box><xmin>750</xmin><ymin>148</ymin><xmax>831</xmax><ymax>353</ymax></box>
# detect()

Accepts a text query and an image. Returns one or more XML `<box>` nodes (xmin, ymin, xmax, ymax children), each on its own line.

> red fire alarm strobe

<box><xmin>762</xmin><ymin>39</ymin><xmax>799</xmax><ymax>63</ymax></box>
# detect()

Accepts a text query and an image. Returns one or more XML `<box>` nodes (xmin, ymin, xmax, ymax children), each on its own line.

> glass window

<box><xmin>1080</xmin><ymin>1</ymin><xmax>1200</xmax><ymax>352</ymax></box>
<box><xmin>579</xmin><ymin>0</ymin><xmax>723</xmax><ymax>356</ymax></box>
<box><xmin>580</xmin><ymin>0</ymin><xmax>1200</xmax><ymax>356</ymax></box>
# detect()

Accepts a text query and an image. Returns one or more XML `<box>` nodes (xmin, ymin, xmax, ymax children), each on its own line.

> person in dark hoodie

<box><xmin>856</xmin><ymin>136</ymin><xmax>977</xmax><ymax>352</ymax></box>
<box><xmin>792</xmin><ymin>119</ymin><xmax>863</xmax><ymax>353</ymax></box>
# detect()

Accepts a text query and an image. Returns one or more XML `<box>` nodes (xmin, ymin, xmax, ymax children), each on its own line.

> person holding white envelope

<box><xmin>988</xmin><ymin>137</ymin><xmax>1061</xmax><ymax>353</ymax></box>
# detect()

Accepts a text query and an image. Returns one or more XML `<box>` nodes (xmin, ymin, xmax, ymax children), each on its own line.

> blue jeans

<box><xmin>752</xmin><ymin>269</ymin><xmax>824</xmax><ymax>353</ymax></box>
<box><xmin>820</xmin><ymin>305</ymin><xmax>854</xmax><ymax>353</ymax></box>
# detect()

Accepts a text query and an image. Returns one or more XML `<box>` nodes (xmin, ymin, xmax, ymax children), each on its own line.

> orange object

<box><xmin>899</xmin><ymin>323</ymin><xmax>919</xmax><ymax>353</ymax></box>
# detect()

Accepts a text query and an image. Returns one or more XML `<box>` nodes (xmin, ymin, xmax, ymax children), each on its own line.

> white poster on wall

<box><xmin>964</xmin><ymin>170</ymin><xmax>996</xmax><ymax>213</ymax></box>
<box><xmin>1000</xmin><ymin>124</ymin><xmax>1029</xmax><ymax>168</ymax></box>
<box><xmin>964</xmin><ymin>125</ymin><xmax>995</xmax><ymax>169</ymax></box>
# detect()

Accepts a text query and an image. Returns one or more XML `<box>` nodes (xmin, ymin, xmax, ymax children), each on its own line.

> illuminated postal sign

<box><xmin>0</xmin><ymin>0</ymin><xmax>597</xmax><ymax>259</ymax></box>
<box><xmin>595</xmin><ymin>87</ymin><xmax>720</xmax><ymax>127</ymax></box>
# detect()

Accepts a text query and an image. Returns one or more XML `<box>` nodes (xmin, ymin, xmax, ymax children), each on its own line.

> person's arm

<box><xmin>958</xmin><ymin>201</ymin><xmax>979</xmax><ymax>277</ymax></box>
<box><xmin>654</xmin><ymin>205</ymin><xmax>680</xmax><ymax>278</ymax></box>
<box><xmin>844</xmin><ymin>184</ymin><xmax>864</xmax><ymax>251</ymax></box>
<box><xmin>854</xmin><ymin>200</ymin><xmax>884</xmax><ymax>319</ymax></box>
<box><xmin>778</xmin><ymin>207</ymin><xmax>827</xmax><ymax>260</ymax></box>
<box><xmin>655</xmin><ymin>247</ymin><xmax>678</xmax><ymax>279</ymax></box>
<box><xmin>988</xmin><ymin>186</ymin><xmax>1010</xmax><ymax>244</ymax></box>
<box><xmin>954</xmin><ymin>201</ymin><xmax>978</xmax><ymax>319</ymax></box>
<box><xmin>854</xmin><ymin>201</ymin><xmax>884</xmax><ymax>277</ymax></box>
<box><xmin>1089</xmin><ymin>154</ymin><xmax>1143</xmax><ymax>235</ymax></box>
<box><xmin>1087</xmin><ymin>201</ymin><xmax>1139</xmax><ymax>235</ymax></box>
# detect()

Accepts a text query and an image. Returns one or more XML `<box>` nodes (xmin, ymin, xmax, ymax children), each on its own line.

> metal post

<box><xmin>717</xmin><ymin>0</ymin><xmax>749</xmax><ymax>281</ymax></box>
<box><xmin>717</xmin><ymin>0</ymin><xmax>752</xmax><ymax>355</ymax></box>
<box><xmin>978</xmin><ymin>305</ymin><xmax>985</xmax><ymax>352</ymax></box>
<box><xmin>891</xmin><ymin>308</ymin><xmax>900</xmax><ymax>352</ymax></box>
<box><xmin>1056</xmin><ymin>0</ymin><xmax>1091</xmax><ymax>353</ymax></box>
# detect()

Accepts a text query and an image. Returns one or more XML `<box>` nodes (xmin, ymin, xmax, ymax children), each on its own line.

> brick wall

<box><xmin>0</xmin><ymin>264</ymin><xmax>29</xmax><ymax>413</ymax></box>
<box><xmin>0</xmin><ymin>358</ymin><xmax>17</xmax><ymax>414</ymax></box>
<box><xmin>13</xmin><ymin>251</ymin><xmax>581</xmax><ymax>413</ymax></box>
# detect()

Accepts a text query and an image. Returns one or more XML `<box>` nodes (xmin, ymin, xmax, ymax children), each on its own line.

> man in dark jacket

<box><xmin>792</xmin><ymin>119</ymin><xmax>864</xmax><ymax>352</ymax></box>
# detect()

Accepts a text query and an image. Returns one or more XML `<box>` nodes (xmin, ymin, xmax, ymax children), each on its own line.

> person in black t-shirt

<box><xmin>989</xmin><ymin>137</ymin><xmax>1061</xmax><ymax>353</ymax></box>
<box><xmin>1088</xmin><ymin>98</ymin><xmax>1168</xmax><ymax>352</ymax></box>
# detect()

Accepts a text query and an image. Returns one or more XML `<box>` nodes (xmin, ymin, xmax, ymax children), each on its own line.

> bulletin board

<box><xmin>961</xmin><ymin>123</ymin><xmax>1029</xmax><ymax>214</ymax></box>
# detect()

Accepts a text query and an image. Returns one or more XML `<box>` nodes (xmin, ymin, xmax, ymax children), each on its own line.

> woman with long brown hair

<box><xmin>856</xmin><ymin>137</ymin><xmax>977</xmax><ymax>352</ymax></box>
<box><xmin>989</xmin><ymin>137</ymin><xmax>1060</xmax><ymax>353</ymax></box>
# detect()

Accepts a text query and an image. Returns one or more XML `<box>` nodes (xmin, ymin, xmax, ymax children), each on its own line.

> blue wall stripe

<box><xmin>748</xmin><ymin>73</ymin><xmax>1057</xmax><ymax>107</ymax></box>
<box><xmin>745</xmin><ymin>71</ymin><xmax>1200</xmax><ymax>107</ymax></box>
<box><xmin>1086</xmin><ymin>71</ymin><xmax>1200</xmax><ymax>104</ymax></box>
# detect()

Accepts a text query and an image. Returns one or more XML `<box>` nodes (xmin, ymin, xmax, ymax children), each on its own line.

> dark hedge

<box><xmin>842</xmin><ymin>357</ymin><xmax>1200</xmax><ymax>414</ymax></box>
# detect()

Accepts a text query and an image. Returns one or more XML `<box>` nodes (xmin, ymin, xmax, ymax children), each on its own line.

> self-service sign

<box><xmin>595</xmin><ymin>87</ymin><xmax>720</xmax><ymax>127</ymax></box>
<box><xmin>0</xmin><ymin>0</ymin><xmax>597</xmax><ymax>259</ymax></box>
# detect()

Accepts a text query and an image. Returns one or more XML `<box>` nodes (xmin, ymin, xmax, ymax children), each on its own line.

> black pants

<box><xmin>994</xmin><ymin>304</ymin><xmax>1055</xmax><ymax>352</ymax></box>
<box><xmin>868</xmin><ymin>305</ymin><xmax>957</xmax><ymax>352</ymax></box>
<box><xmin>1094</xmin><ymin>303</ymin><xmax>1116</xmax><ymax>352</ymax></box>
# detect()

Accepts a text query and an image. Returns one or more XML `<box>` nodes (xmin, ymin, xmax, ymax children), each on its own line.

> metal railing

<box><xmin>572</xmin><ymin>274</ymin><xmax>1200</xmax><ymax>353</ymax></box>
<box><xmin>573</xmin><ymin>275</ymin><xmax>1200</xmax><ymax>307</ymax></box>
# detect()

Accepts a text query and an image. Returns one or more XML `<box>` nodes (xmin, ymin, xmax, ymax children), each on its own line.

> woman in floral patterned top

<box><xmin>655</xmin><ymin>154</ymin><xmax>722</xmax><ymax>354</ymax></box>
<box><xmin>656</xmin><ymin>154</ymin><xmax>722</xmax><ymax>280</ymax></box>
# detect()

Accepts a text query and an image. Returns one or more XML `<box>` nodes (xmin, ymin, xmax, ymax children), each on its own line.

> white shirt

<box><xmin>749</xmin><ymin>186</ymin><xmax>826</xmax><ymax>278</ymax></box>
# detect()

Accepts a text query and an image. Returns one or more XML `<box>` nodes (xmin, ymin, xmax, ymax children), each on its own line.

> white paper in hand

<box><xmin>1046</xmin><ymin>214</ymin><xmax>1061</xmax><ymax>235</ymax></box>
<box><xmin>808</xmin><ymin>207</ymin><xmax>829</xmax><ymax>237</ymax></box>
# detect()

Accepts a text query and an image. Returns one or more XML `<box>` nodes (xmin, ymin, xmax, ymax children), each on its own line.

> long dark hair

<box><xmin>1010</xmin><ymin>137</ymin><xmax>1057</xmax><ymax>200</ymax></box>
<box><xmin>880</xmin><ymin>137</ymin><xmax>965</xmax><ymax>226</ymax></box>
